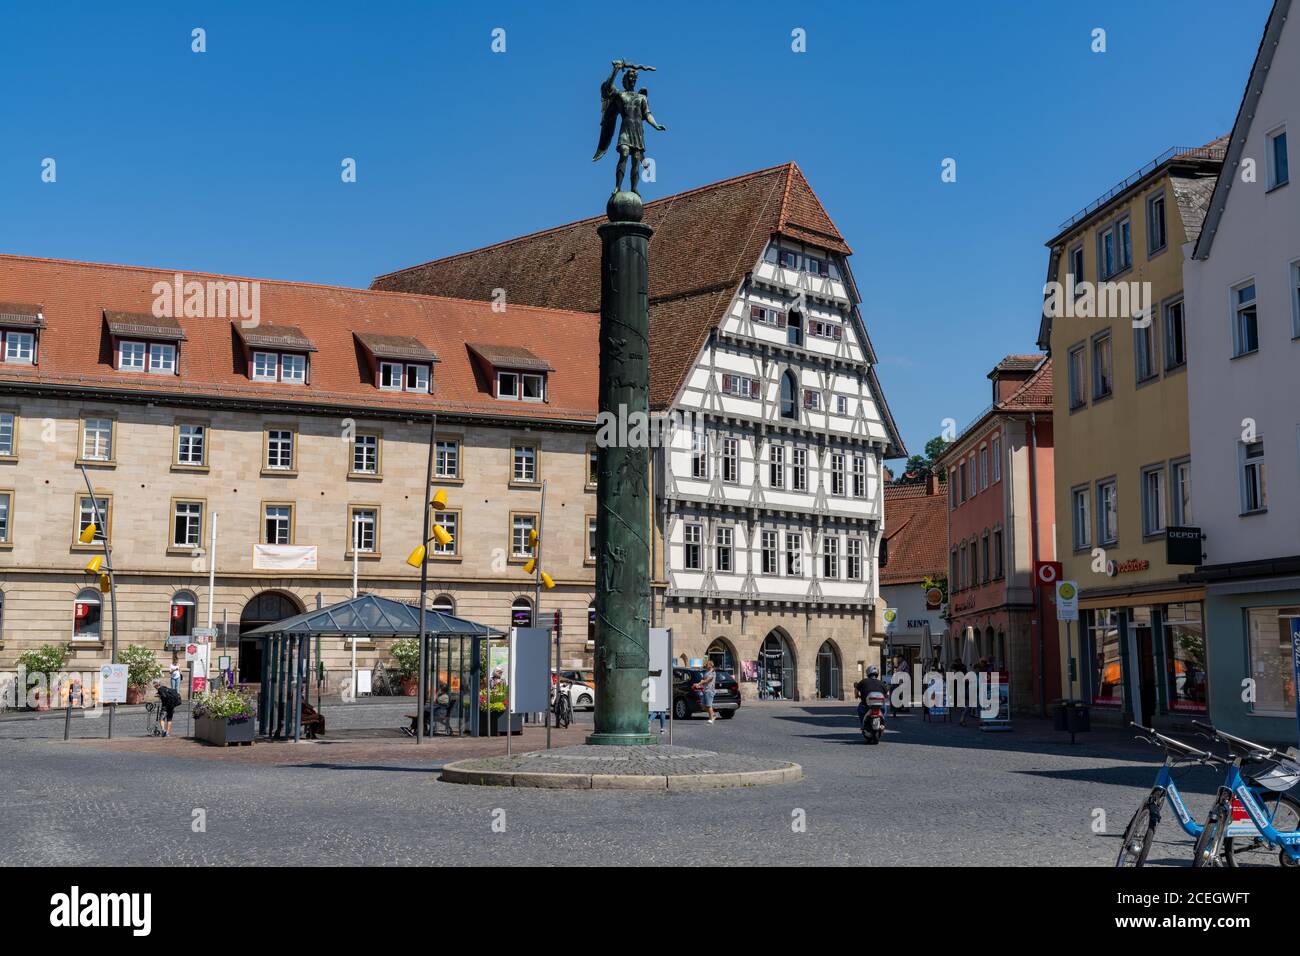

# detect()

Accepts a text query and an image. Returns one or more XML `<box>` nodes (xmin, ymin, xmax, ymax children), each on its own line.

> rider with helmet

<box><xmin>854</xmin><ymin>665</ymin><xmax>891</xmax><ymax>723</ymax></box>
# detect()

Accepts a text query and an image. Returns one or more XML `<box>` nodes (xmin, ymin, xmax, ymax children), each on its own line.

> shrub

<box><xmin>16</xmin><ymin>643</ymin><xmax>70</xmax><ymax>678</ymax></box>
<box><xmin>390</xmin><ymin>639</ymin><xmax>420</xmax><ymax>679</ymax></box>
<box><xmin>192</xmin><ymin>687</ymin><xmax>256</xmax><ymax>722</ymax></box>
<box><xmin>120</xmin><ymin>644</ymin><xmax>163</xmax><ymax>688</ymax></box>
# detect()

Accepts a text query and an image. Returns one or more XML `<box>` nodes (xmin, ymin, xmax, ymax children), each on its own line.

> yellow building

<box><xmin>1037</xmin><ymin>140</ymin><xmax>1223</xmax><ymax>729</ymax></box>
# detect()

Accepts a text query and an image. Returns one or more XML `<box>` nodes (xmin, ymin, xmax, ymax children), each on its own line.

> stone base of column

<box><xmin>586</xmin><ymin>731</ymin><xmax>657</xmax><ymax>746</ymax></box>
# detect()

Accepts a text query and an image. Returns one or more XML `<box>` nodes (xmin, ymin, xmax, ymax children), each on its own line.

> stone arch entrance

<box><xmin>706</xmin><ymin>637</ymin><xmax>737</xmax><ymax>674</ymax></box>
<box><xmin>239</xmin><ymin>590</ymin><xmax>304</xmax><ymax>682</ymax></box>
<box><xmin>815</xmin><ymin>640</ymin><xmax>842</xmax><ymax>699</ymax></box>
<box><xmin>758</xmin><ymin>629</ymin><xmax>797</xmax><ymax>700</ymax></box>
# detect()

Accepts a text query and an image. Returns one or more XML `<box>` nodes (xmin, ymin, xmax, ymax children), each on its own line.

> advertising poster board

<box><xmin>509</xmin><ymin>627</ymin><xmax>551</xmax><ymax>714</ymax></box>
<box><xmin>647</xmin><ymin>628</ymin><xmax>671</xmax><ymax>711</ymax></box>
<box><xmin>99</xmin><ymin>664</ymin><xmax>128</xmax><ymax>704</ymax></box>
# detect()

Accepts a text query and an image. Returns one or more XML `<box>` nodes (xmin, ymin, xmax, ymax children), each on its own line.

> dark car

<box><xmin>672</xmin><ymin>667</ymin><xmax>741</xmax><ymax>720</ymax></box>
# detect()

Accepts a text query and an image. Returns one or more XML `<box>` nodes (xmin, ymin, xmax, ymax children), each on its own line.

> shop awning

<box><xmin>1078</xmin><ymin>587</ymin><xmax>1205</xmax><ymax>611</ymax></box>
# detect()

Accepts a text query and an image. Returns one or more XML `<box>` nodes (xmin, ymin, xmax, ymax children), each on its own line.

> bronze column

<box><xmin>588</xmin><ymin>191</ymin><xmax>655</xmax><ymax>745</ymax></box>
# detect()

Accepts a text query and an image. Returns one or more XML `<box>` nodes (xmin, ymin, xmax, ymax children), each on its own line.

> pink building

<box><xmin>935</xmin><ymin>356</ymin><xmax>1060</xmax><ymax>714</ymax></box>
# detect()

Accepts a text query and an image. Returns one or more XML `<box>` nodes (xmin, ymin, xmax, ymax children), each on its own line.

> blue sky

<box><xmin>0</xmin><ymin>0</ymin><xmax>1272</xmax><ymax>457</ymax></box>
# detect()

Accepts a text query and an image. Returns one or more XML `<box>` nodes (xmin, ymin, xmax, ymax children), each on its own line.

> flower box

<box><xmin>477</xmin><ymin>711</ymin><xmax>523</xmax><ymax>736</ymax></box>
<box><xmin>195</xmin><ymin>715</ymin><xmax>255</xmax><ymax>746</ymax></box>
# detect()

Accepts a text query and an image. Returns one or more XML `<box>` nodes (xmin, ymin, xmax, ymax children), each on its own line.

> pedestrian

<box><xmin>152</xmin><ymin>680</ymin><xmax>181</xmax><ymax>738</ymax></box>
<box><xmin>650</xmin><ymin>708</ymin><xmax>667</xmax><ymax>733</ymax></box>
<box><xmin>168</xmin><ymin>662</ymin><xmax>181</xmax><ymax>695</ymax></box>
<box><xmin>952</xmin><ymin>657</ymin><xmax>969</xmax><ymax>725</ymax></box>
<box><xmin>693</xmin><ymin>660</ymin><xmax>719</xmax><ymax>724</ymax></box>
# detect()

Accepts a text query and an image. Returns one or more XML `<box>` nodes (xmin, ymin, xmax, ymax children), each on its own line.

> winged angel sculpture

<box><xmin>592</xmin><ymin>60</ymin><xmax>667</xmax><ymax>195</ymax></box>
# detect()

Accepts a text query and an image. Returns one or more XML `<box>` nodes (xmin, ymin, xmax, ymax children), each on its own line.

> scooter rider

<box><xmin>854</xmin><ymin>665</ymin><xmax>891</xmax><ymax>723</ymax></box>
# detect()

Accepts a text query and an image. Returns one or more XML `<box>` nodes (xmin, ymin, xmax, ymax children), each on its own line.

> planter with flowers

<box><xmin>192</xmin><ymin>687</ymin><xmax>257</xmax><ymax>745</ymax></box>
<box><xmin>477</xmin><ymin>680</ymin><xmax>522</xmax><ymax>736</ymax></box>
<box><xmin>390</xmin><ymin>638</ymin><xmax>420</xmax><ymax>696</ymax></box>
<box><xmin>16</xmin><ymin>643</ymin><xmax>70</xmax><ymax>712</ymax></box>
<box><xmin>120</xmin><ymin>644</ymin><xmax>163</xmax><ymax>705</ymax></box>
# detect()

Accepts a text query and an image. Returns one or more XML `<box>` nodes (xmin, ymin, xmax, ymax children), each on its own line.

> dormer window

<box><xmin>468</xmin><ymin>343</ymin><xmax>554</xmax><ymax>404</ymax></box>
<box><xmin>236</xmin><ymin>323</ymin><xmax>316</xmax><ymax>385</ymax></box>
<box><xmin>117</xmin><ymin>340</ymin><xmax>177</xmax><ymax>374</ymax></box>
<box><xmin>0</xmin><ymin>302</ymin><xmax>44</xmax><ymax>365</ymax></box>
<box><xmin>379</xmin><ymin>360</ymin><xmax>430</xmax><ymax>393</ymax></box>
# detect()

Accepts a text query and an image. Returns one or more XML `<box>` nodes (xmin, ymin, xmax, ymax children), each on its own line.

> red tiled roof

<box><xmin>370</xmin><ymin>162</ymin><xmax>851</xmax><ymax>410</ymax></box>
<box><xmin>882</xmin><ymin>481</ymin><xmax>949</xmax><ymax>585</ymax></box>
<box><xmin>0</xmin><ymin>254</ymin><xmax>597</xmax><ymax>422</ymax></box>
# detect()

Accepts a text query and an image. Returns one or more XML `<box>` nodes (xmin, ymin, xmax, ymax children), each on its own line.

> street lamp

<box><xmin>77</xmin><ymin>464</ymin><xmax>119</xmax><ymax>739</ymax></box>
<box><xmin>405</xmin><ymin>444</ymin><xmax>454</xmax><ymax>745</ymax></box>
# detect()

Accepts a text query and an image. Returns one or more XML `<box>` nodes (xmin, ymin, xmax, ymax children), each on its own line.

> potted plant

<box><xmin>120</xmin><ymin>644</ymin><xmax>163</xmax><ymax>704</ymax></box>
<box><xmin>192</xmin><ymin>687</ymin><xmax>257</xmax><ymax>745</ymax></box>
<box><xmin>390</xmin><ymin>638</ymin><xmax>420</xmax><ymax>696</ymax></box>
<box><xmin>16</xmin><ymin>643</ymin><xmax>70</xmax><ymax>711</ymax></box>
<box><xmin>477</xmin><ymin>680</ymin><xmax>522</xmax><ymax>736</ymax></box>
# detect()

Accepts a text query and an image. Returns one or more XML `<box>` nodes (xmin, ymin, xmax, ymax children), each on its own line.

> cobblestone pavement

<box><xmin>0</xmin><ymin>701</ymin><xmax>1228</xmax><ymax>866</ymax></box>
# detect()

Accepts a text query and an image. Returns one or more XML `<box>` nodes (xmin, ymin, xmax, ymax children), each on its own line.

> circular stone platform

<box><xmin>439</xmin><ymin>745</ymin><xmax>801</xmax><ymax>790</ymax></box>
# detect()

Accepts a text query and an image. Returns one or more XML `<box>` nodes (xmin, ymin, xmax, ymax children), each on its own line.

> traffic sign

<box><xmin>1035</xmin><ymin>561</ymin><xmax>1063</xmax><ymax>586</ymax></box>
<box><xmin>1056</xmin><ymin>580</ymin><xmax>1079</xmax><ymax>621</ymax></box>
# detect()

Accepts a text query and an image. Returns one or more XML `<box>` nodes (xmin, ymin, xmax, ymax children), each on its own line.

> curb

<box><xmin>439</xmin><ymin>761</ymin><xmax>802</xmax><ymax>790</ymax></box>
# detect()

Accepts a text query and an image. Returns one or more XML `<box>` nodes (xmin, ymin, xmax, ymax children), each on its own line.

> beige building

<box><xmin>0</xmin><ymin>254</ymin><xmax>600</xmax><ymax>689</ymax></box>
<box><xmin>1037</xmin><ymin>141</ymin><xmax>1224</xmax><ymax>727</ymax></box>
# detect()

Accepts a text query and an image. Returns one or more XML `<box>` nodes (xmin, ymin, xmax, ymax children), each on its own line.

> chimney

<box><xmin>926</xmin><ymin>473</ymin><xmax>940</xmax><ymax>496</ymax></box>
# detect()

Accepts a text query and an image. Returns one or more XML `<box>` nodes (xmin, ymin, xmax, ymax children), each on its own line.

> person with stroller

<box><xmin>151</xmin><ymin>679</ymin><xmax>182</xmax><ymax>738</ymax></box>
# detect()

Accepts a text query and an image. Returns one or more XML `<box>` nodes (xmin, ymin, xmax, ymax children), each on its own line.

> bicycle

<box><xmin>551</xmin><ymin>679</ymin><xmax>573</xmax><ymax>729</ymax></box>
<box><xmin>1116</xmin><ymin>723</ymin><xmax>1227</xmax><ymax>867</ymax></box>
<box><xmin>1190</xmin><ymin>722</ymin><xmax>1300</xmax><ymax>868</ymax></box>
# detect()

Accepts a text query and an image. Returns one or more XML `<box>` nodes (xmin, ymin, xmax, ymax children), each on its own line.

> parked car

<box><xmin>672</xmin><ymin>667</ymin><xmax>740</xmax><ymax>720</ymax></box>
<box><xmin>552</xmin><ymin>670</ymin><xmax>595</xmax><ymax>710</ymax></box>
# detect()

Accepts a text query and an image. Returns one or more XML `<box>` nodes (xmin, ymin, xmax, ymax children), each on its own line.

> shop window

<box><xmin>1089</xmin><ymin>609</ymin><xmax>1122</xmax><ymax>707</ymax></box>
<box><xmin>1245</xmin><ymin>607</ymin><xmax>1300</xmax><ymax>716</ymax></box>
<box><xmin>73</xmin><ymin>588</ymin><xmax>102</xmax><ymax>640</ymax></box>
<box><xmin>1162</xmin><ymin>603</ymin><xmax>1206</xmax><ymax>713</ymax></box>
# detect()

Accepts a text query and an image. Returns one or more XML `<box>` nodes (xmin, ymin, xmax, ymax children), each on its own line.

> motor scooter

<box><xmin>860</xmin><ymin>690</ymin><xmax>887</xmax><ymax>744</ymax></box>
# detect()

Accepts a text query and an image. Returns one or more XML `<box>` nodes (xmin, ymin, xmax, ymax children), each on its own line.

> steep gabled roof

<box><xmin>370</xmin><ymin>163</ymin><xmax>864</xmax><ymax>407</ymax></box>
<box><xmin>0</xmin><ymin>254</ymin><xmax>597</xmax><ymax>423</ymax></box>
<box><xmin>881</xmin><ymin>481</ymin><xmax>949</xmax><ymax>585</ymax></box>
<box><xmin>1193</xmin><ymin>0</ymin><xmax>1293</xmax><ymax>260</ymax></box>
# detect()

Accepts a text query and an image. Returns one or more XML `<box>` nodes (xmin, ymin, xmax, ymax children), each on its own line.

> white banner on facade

<box><xmin>253</xmin><ymin>544</ymin><xmax>318</xmax><ymax>571</ymax></box>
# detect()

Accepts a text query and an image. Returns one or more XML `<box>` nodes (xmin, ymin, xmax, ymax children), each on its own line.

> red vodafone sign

<box><xmin>1034</xmin><ymin>561</ymin><xmax>1063</xmax><ymax>586</ymax></box>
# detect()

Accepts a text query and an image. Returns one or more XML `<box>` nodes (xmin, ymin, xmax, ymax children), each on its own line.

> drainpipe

<box><xmin>1027</xmin><ymin>412</ymin><xmax>1046</xmax><ymax>716</ymax></box>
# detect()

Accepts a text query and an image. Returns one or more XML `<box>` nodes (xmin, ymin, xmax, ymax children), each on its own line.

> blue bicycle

<box><xmin>1191</xmin><ymin>722</ymin><xmax>1300</xmax><ymax>868</ymax></box>
<box><xmin>1117</xmin><ymin>722</ymin><xmax>1300</xmax><ymax>867</ymax></box>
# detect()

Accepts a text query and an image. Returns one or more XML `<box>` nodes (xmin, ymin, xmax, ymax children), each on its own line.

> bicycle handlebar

<box><xmin>1191</xmin><ymin>719</ymin><xmax>1285</xmax><ymax>761</ymax></box>
<box><xmin>1129</xmin><ymin>722</ymin><xmax>1218</xmax><ymax>762</ymax></box>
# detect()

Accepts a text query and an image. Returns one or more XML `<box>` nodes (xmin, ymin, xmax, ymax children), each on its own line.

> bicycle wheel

<box><xmin>1115</xmin><ymin>798</ymin><xmax>1159</xmax><ymax>867</ymax></box>
<box><xmin>1225</xmin><ymin>791</ymin><xmax>1300</xmax><ymax>867</ymax></box>
<box><xmin>1192</xmin><ymin>797</ymin><xmax>1231</xmax><ymax>867</ymax></box>
<box><xmin>554</xmin><ymin>695</ymin><xmax>572</xmax><ymax>729</ymax></box>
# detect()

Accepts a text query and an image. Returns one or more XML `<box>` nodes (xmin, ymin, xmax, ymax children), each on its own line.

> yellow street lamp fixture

<box><xmin>528</xmin><ymin>528</ymin><xmax>539</xmax><ymax>547</ymax></box>
<box><xmin>405</xmin><ymin>544</ymin><xmax>426</xmax><ymax>568</ymax></box>
<box><xmin>98</xmin><ymin>573</ymin><xmax>112</xmax><ymax>594</ymax></box>
<box><xmin>522</xmin><ymin>558</ymin><xmax>536</xmax><ymax>575</ymax></box>
<box><xmin>432</xmin><ymin>524</ymin><xmax>453</xmax><ymax>547</ymax></box>
<box><xmin>78</xmin><ymin>523</ymin><xmax>98</xmax><ymax>545</ymax></box>
<box><xmin>431</xmin><ymin>488</ymin><xmax>448</xmax><ymax>509</ymax></box>
<box><xmin>84</xmin><ymin>555</ymin><xmax>104</xmax><ymax>574</ymax></box>
<box><xmin>540</xmin><ymin>571</ymin><xmax>556</xmax><ymax>590</ymax></box>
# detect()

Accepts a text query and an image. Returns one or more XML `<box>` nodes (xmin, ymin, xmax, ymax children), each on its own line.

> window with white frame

<box><xmin>852</xmin><ymin>456</ymin><xmax>866</xmax><ymax>498</ymax></box>
<box><xmin>433</xmin><ymin>510</ymin><xmax>458</xmax><ymax>556</ymax></box>
<box><xmin>1096</xmin><ymin>478</ymin><xmax>1118</xmax><ymax>545</ymax></box>
<box><xmin>721</xmin><ymin>373</ymin><xmax>759</xmax><ymax>398</ymax></box>
<box><xmin>846</xmin><ymin>537</ymin><xmax>863</xmax><ymax>580</ymax></box>
<box><xmin>77</xmin><ymin>496</ymin><xmax>108</xmax><ymax>544</ymax></box>
<box><xmin>1069</xmin><ymin>245</ymin><xmax>1085</xmax><ymax>296</ymax></box>
<box><xmin>349</xmin><ymin>507</ymin><xmax>377</xmax><ymax>554</ymax></box>
<box><xmin>494</xmin><ymin>370</ymin><xmax>545</xmax><ymax>401</ymax></box>
<box><xmin>957</xmin><ymin>461</ymin><xmax>967</xmax><ymax>502</ymax></box>
<box><xmin>822</xmin><ymin>536</ymin><xmax>839</xmax><ymax>578</ymax></box>
<box><xmin>691</xmin><ymin>430</ymin><xmax>708</xmax><ymax>480</ymax></box>
<box><xmin>1240</xmin><ymin>440</ymin><xmax>1266</xmax><ymax>513</ymax></box>
<box><xmin>435</xmin><ymin>439</ymin><xmax>460</xmax><ymax>479</ymax></box>
<box><xmin>1170</xmin><ymin>458</ymin><xmax>1192</xmax><ymax>525</ymax></box>
<box><xmin>1068</xmin><ymin>343</ymin><xmax>1087</xmax><ymax>408</ymax></box>
<box><xmin>967</xmin><ymin>455</ymin><xmax>977</xmax><ymax>498</ymax></box>
<box><xmin>803</xmin><ymin>388</ymin><xmax>821</xmax><ymax>411</ymax></box>
<box><xmin>990</xmin><ymin>435</ymin><xmax>1001</xmax><ymax>482</ymax></box>
<box><xmin>149</xmin><ymin>343</ymin><xmax>177</xmax><ymax>374</ymax></box>
<box><xmin>978</xmin><ymin>445</ymin><xmax>988</xmax><ymax>489</ymax></box>
<box><xmin>172</xmin><ymin>500</ymin><xmax>203</xmax><ymax>549</ymax></box>
<box><xmin>1146</xmin><ymin>191</ymin><xmax>1167</xmax><ymax>254</ymax></box>
<box><xmin>1164</xmin><ymin>299</ymin><xmax>1187</xmax><ymax>369</ymax></box>
<box><xmin>830</xmin><ymin>452</ymin><xmax>845</xmax><ymax>496</ymax></box>
<box><xmin>587</xmin><ymin>516</ymin><xmax>597</xmax><ymax>562</ymax></box>
<box><xmin>176</xmin><ymin>423</ymin><xmax>205</xmax><ymax>466</ymax></box>
<box><xmin>1072</xmin><ymin>486</ymin><xmax>1092</xmax><ymax>550</ymax></box>
<box><xmin>1232</xmin><ymin>281</ymin><xmax>1259</xmax><ymax>356</ymax></box>
<box><xmin>0</xmin><ymin>491</ymin><xmax>11</xmax><ymax>544</ymax></box>
<box><xmin>252</xmin><ymin>351</ymin><xmax>278</xmax><ymax>381</ymax></box>
<box><xmin>511</xmin><ymin>514</ymin><xmax>537</xmax><ymax>558</ymax></box>
<box><xmin>715</xmin><ymin>525</ymin><xmax>733</xmax><ymax>573</ymax></box>
<box><xmin>280</xmin><ymin>353</ymin><xmax>306</xmax><ymax>384</ymax></box>
<box><xmin>1134</xmin><ymin>314</ymin><xmax>1157</xmax><ymax>382</ymax></box>
<box><xmin>118</xmin><ymin>340</ymin><xmax>146</xmax><ymax>371</ymax></box>
<box><xmin>792</xmin><ymin>448</ymin><xmax>807</xmax><ymax>492</ymax></box>
<box><xmin>352</xmin><ymin>433</ymin><xmax>379</xmax><ymax>475</ymax></box>
<box><xmin>512</xmin><ymin>444</ymin><xmax>538</xmax><ymax>483</ymax></box>
<box><xmin>785</xmin><ymin>532</ymin><xmax>801</xmax><ymax>576</ymax></box>
<box><xmin>721</xmin><ymin>437</ymin><xmax>738</xmax><ymax>483</ymax></box>
<box><xmin>2</xmin><ymin>330</ymin><xmax>35</xmax><ymax>365</ymax></box>
<box><xmin>73</xmin><ymin>588</ymin><xmax>101</xmax><ymax>640</ymax></box>
<box><xmin>252</xmin><ymin>351</ymin><xmax>307</xmax><ymax>384</ymax></box>
<box><xmin>769</xmin><ymin>444</ymin><xmax>785</xmax><ymax>489</ymax></box>
<box><xmin>1092</xmin><ymin>332</ymin><xmax>1113</xmax><ymax>399</ymax></box>
<box><xmin>760</xmin><ymin>530</ymin><xmax>777</xmax><ymax>575</ymax></box>
<box><xmin>81</xmin><ymin>418</ymin><xmax>113</xmax><ymax>462</ymax></box>
<box><xmin>836</xmin><ymin>395</ymin><xmax>848</xmax><ymax>416</ymax></box>
<box><xmin>684</xmin><ymin>523</ymin><xmax>702</xmax><ymax>571</ymax></box>
<box><xmin>0</xmin><ymin>411</ymin><xmax>15</xmax><ymax>458</ymax></box>
<box><xmin>379</xmin><ymin>361</ymin><xmax>431</xmax><ymax>393</ymax></box>
<box><xmin>266</xmin><ymin>429</ymin><xmax>294</xmax><ymax>471</ymax></box>
<box><xmin>263</xmin><ymin>504</ymin><xmax>292</xmax><ymax>544</ymax></box>
<box><xmin>749</xmin><ymin>305</ymin><xmax>782</xmax><ymax>326</ymax></box>
<box><xmin>1267</xmin><ymin>126</ymin><xmax>1289</xmax><ymax>190</ymax></box>
<box><xmin>1141</xmin><ymin>465</ymin><xmax>1166</xmax><ymax>537</ymax></box>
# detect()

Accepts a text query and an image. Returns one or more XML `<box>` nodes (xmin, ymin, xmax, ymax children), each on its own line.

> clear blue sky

<box><xmin>0</xmin><ymin>0</ymin><xmax>1272</xmax><ymax>457</ymax></box>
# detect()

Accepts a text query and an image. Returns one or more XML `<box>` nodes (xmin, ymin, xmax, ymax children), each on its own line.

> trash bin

<box><xmin>1053</xmin><ymin>700</ymin><xmax>1090</xmax><ymax>734</ymax></box>
<box><xmin>1052</xmin><ymin>699</ymin><xmax>1069</xmax><ymax>731</ymax></box>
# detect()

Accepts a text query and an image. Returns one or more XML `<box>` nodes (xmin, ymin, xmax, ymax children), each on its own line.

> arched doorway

<box><xmin>706</xmin><ymin>638</ymin><xmax>736</xmax><ymax>674</ymax></box>
<box><xmin>239</xmin><ymin>591</ymin><xmax>303</xmax><ymax>682</ymax></box>
<box><xmin>758</xmin><ymin>630</ymin><xmax>796</xmax><ymax>700</ymax></box>
<box><xmin>815</xmin><ymin>641</ymin><xmax>842</xmax><ymax>699</ymax></box>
